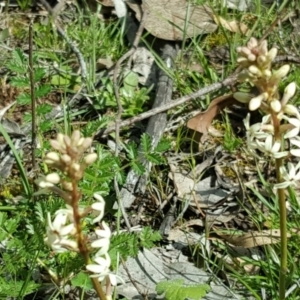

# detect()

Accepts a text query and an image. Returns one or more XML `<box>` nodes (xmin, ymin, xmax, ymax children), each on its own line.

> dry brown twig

<box><xmin>95</xmin><ymin>53</ymin><xmax>300</xmax><ymax>139</ymax></box>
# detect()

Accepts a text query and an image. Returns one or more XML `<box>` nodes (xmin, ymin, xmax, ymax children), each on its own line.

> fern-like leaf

<box><xmin>156</xmin><ymin>279</ymin><xmax>210</xmax><ymax>300</ymax></box>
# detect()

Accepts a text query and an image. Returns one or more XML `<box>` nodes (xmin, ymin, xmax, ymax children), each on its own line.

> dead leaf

<box><xmin>97</xmin><ymin>0</ymin><xmax>114</xmax><ymax>6</ymax></box>
<box><xmin>127</xmin><ymin>0</ymin><xmax>217</xmax><ymax>41</ymax></box>
<box><xmin>187</xmin><ymin>94</ymin><xmax>239</xmax><ymax>138</ymax></box>
<box><xmin>213</xmin><ymin>15</ymin><xmax>250</xmax><ymax>36</ymax></box>
<box><xmin>96</xmin><ymin>57</ymin><xmax>114</xmax><ymax>70</ymax></box>
<box><xmin>216</xmin><ymin>229</ymin><xmax>291</xmax><ymax>248</ymax></box>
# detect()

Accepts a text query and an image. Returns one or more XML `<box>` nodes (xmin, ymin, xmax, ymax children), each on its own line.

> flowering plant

<box><xmin>36</xmin><ymin>130</ymin><xmax>119</xmax><ymax>300</ymax></box>
<box><xmin>234</xmin><ymin>37</ymin><xmax>298</xmax><ymax>299</ymax></box>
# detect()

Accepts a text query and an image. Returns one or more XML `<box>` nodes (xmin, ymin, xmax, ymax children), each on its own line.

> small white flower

<box><xmin>243</xmin><ymin>113</ymin><xmax>270</xmax><ymax>144</ymax></box>
<box><xmin>91</xmin><ymin>222</ymin><xmax>111</xmax><ymax>256</ymax></box>
<box><xmin>289</xmin><ymin>137</ymin><xmax>300</xmax><ymax>157</ymax></box>
<box><xmin>255</xmin><ymin>135</ymin><xmax>288</xmax><ymax>159</ymax></box>
<box><xmin>275</xmin><ymin>162</ymin><xmax>300</xmax><ymax>189</ymax></box>
<box><xmin>92</xmin><ymin>193</ymin><xmax>106</xmax><ymax>223</ymax></box>
<box><xmin>45</xmin><ymin>211</ymin><xmax>77</xmax><ymax>253</ymax></box>
<box><xmin>283</xmin><ymin>104</ymin><xmax>300</xmax><ymax>119</ymax></box>
<box><xmin>55</xmin><ymin>205</ymin><xmax>75</xmax><ymax>223</ymax></box>
<box><xmin>283</xmin><ymin>117</ymin><xmax>300</xmax><ymax>139</ymax></box>
<box><xmin>86</xmin><ymin>253</ymin><xmax>122</xmax><ymax>286</ymax></box>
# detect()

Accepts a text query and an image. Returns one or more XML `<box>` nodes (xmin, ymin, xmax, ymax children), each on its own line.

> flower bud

<box><xmin>283</xmin><ymin>104</ymin><xmax>300</xmax><ymax>118</ymax></box>
<box><xmin>61</xmin><ymin>154</ymin><xmax>71</xmax><ymax>164</ymax></box>
<box><xmin>46</xmin><ymin>173</ymin><xmax>61</xmax><ymax>184</ymax></box>
<box><xmin>270</xmin><ymin>99</ymin><xmax>281</xmax><ymax>113</ymax></box>
<box><xmin>63</xmin><ymin>135</ymin><xmax>71</xmax><ymax>148</ymax></box>
<box><xmin>267</xmin><ymin>48</ymin><xmax>278</xmax><ymax>61</ymax></box>
<box><xmin>45</xmin><ymin>152</ymin><xmax>60</xmax><ymax>164</ymax></box>
<box><xmin>258</xmin><ymin>40</ymin><xmax>268</xmax><ymax>56</ymax></box>
<box><xmin>274</xmin><ymin>65</ymin><xmax>290</xmax><ymax>80</ymax></box>
<box><xmin>247</xmin><ymin>54</ymin><xmax>256</xmax><ymax>61</ymax></box>
<box><xmin>50</xmin><ymin>140</ymin><xmax>64</xmax><ymax>152</ymax></box>
<box><xmin>84</xmin><ymin>153</ymin><xmax>98</xmax><ymax>165</ymax></box>
<box><xmin>262</xmin><ymin>69</ymin><xmax>272</xmax><ymax>78</ymax></box>
<box><xmin>71</xmin><ymin>130</ymin><xmax>81</xmax><ymax>145</ymax></box>
<box><xmin>237</xmin><ymin>57</ymin><xmax>248</xmax><ymax>65</ymax></box>
<box><xmin>71</xmin><ymin>163</ymin><xmax>81</xmax><ymax>172</ymax></box>
<box><xmin>249</xmin><ymin>65</ymin><xmax>262</xmax><ymax>76</ymax></box>
<box><xmin>249</xmin><ymin>93</ymin><xmax>267</xmax><ymax>111</ymax></box>
<box><xmin>77</xmin><ymin>137</ymin><xmax>85</xmax><ymax>147</ymax></box>
<box><xmin>281</xmin><ymin>82</ymin><xmax>297</xmax><ymax>106</ymax></box>
<box><xmin>62</xmin><ymin>180</ymin><xmax>73</xmax><ymax>191</ymax></box>
<box><xmin>247</xmin><ymin>37</ymin><xmax>258</xmax><ymax>49</ymax></box>
<box><xmin>285</xmin><ymin>82</ymin><xmax>297</xmax><ymax>98</ymax></box>
<box><xmin>81</xmin><ymin>138</ymin><xmax>93</xmax><ymax>150</ymax></box>
<box><xmin>257</xmin><ymin>55</ymin><xmax>266</xmax><ymax>65</ymax></box>
<box><xmin>241</xmin><ymin>47</ymin><xmax>251</xmax><ymax>56</ymax></box>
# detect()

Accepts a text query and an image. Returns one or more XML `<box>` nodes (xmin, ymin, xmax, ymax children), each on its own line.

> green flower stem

<box><xmin>72</xmin><ymin>181</ymin><xmax>107</xmax><ymax>300</ymax></box>
<box><xmin>276</xmin><ymin>159</ymin><xmax>287</xmax><ymax>300</ymax></box>
<box><xmin>273</xmin><ymin>112</ymin><xmax>287</xmax><ymax>299</ymax></box>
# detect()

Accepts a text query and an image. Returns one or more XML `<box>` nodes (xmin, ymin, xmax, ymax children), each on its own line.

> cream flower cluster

<box><xmin>36</xmin><ymin>131</ymin><xmax>118</xmax><ymax>286</ymax></box>
<box><xmin>37</xmin><ymin>130</ymin><xmax>98</xmax><ymax>203</ymax></box>
<box><xmin>86</xmin><ymin>194</ymin><xmax>121</xmax><ymax>286</ymax></box>
<box><xmin>234</xmin><ymin>38</ymin><xmax>299</xmax><ymax>189</ymax></box>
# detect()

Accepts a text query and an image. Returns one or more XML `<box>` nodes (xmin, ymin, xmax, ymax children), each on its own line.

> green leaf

<box><xmin>140</xmin><ymin>227</ymin><xmax>161</xmax><ymax>249</ymax></box>
<box><xmin>71</xmin><ymin>272</ymin><xmax>93</xmax><ymax>290</ymax></box>
<box><xmin>0</xmin><ymin>278</ymin><xmax>40</xmax><ymax>297</ymax></box>
<box><xmin>141</xmin><ymin>133</ymin><xmax>152</xmax><ymax>153</ymax></box>
<box><xmin>5</xmin><ymin>217</ymin><xmax>20</xmax><ymax>234</ymax></box>
<box><xmin>36</xmin><ymin>103</ymin><xmax>52</xmax><ymax>115</ymax></box>
<box><xmin>155</xmin><ymin>140</ymin><xmax>171</xmax><ymax>152</ymax></box>
<box><xmin>39</xmin><ymin>120</ymin><xmax>52</xmax><ymax>132</ymax></box>
<box><xmin>126</xmin><ymin>142</ymin><xmax>138</xmax><ymax>160</ymax></box>
<box><xmin>6</xmin><ymin>48</ymin><xmax>27</xmax><ymax>74</ymax></box>
<box><xmin>17</xmin><ymin>93</ymin><xmax>31</xmax><ymax>105</ymax></box>
<box><xmin>146</xmin><ymin>152</ymin><xmax>164</xmax><ymax>164</ymax></box>
<box><xmin>35</xmin><ymin>84</ymin><xmax>51</xmax><ymax>98</ymax></box>
<box><xmin>34</xmin><ymin>68</ymin><xmax>46</xmax><ymax>81</ymax></box>
<box><xmin>109</xmin><ymin>232</ymin><xmax>139</xmax><ymax>268</ymax></box>
<box><xmin>131</xmin><ymin>161</ymin><xmax>145</xmax><ymax>175</ymax></box>
<box><xmin>13</xmin><ymin>48</ymin><xmax>26</xmax><ymax>66</ymax></box>
<box><xmin>51</xmin><ymin>74</ymin><xmax>71</xmax><ymax>86</ymax></box>
<box><xmin>0</xmin><ymin>28</ymin><xmax>9</xmax><ymax>42</ymax></box>
<box><xmin>156</xmin><ymin>279</ymin><xmax>210</xmax><ymax>300</ymax></box>
<box><xmin>10</xmin><ymin>76</ymin><xmax>30</xmax><ymax>88</ymax></box>
<box><xmin>123</xmin><ymin>70</ymin><xmax>139</xmax><ymax>89</ymax></box>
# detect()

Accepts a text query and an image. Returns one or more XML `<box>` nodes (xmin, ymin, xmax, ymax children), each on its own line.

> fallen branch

<box><xmin>95</xmin><ymin>72</ymin><xmax>239</xmax><ymax>138</ymax></box>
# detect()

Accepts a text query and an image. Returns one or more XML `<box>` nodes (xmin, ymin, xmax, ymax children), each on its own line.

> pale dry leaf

<box><xmin>132</xmin><ymin>47</ymin><xmax>156</xmax><ymax>86</ymax></box>
<box><xmin>187</xmin><ymin>94</ymin><xmax>238</xmax><ymax>138</ymax></box>
<box><xmin>216</xmin><ymin>229</ymin><xmax>291</xmax><ymax>248</ymax></box>
<box><xmin>0</xmin><ymin>101</ymin><xmax>16</xmax><ymax>121</ymax></box>
<box><xmin>222</xmin><ymin>0</ymin><xmax>252</xmax><ymax>12</ymax></box>
<box><xmin>97</xmin><ymin>0</ymin><xmax>114</xmax><ymax>6</ymax></box>
<box><xmin>127</xmin><ymin>0</ymin><xmax>217</xmax><ymax>41</ymax></box>
<box><xmin>213</xmin><ymin>15</ymin><xmax>250</xmax><ymax>36</ymax></box>
<box><xmin>96</xmin><ymin>57</ymin><xmax>114</xmax><ymax>70</ymax></box>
